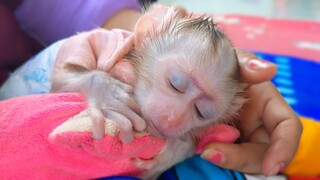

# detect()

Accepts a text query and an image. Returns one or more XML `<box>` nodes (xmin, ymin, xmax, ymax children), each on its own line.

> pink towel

<box><xmin>0</xmin><ymin>93</ymin><xmax>239</xmax><ymax>179</ymax></box>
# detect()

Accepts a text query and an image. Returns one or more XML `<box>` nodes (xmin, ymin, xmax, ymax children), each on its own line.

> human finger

<box><xmin>236</xmin><ymin>49</ymin><xmax>277</xmax><ymax>84</ymax></box>
<box><xmin>258</xmin><ymin>83</ymin><xmax>302</xmax><ymax>176</ymax></box>
<box><xmin>201</xmin><ymin>142</ymin><xmax>268</xmax><ymax>174</ymax></box>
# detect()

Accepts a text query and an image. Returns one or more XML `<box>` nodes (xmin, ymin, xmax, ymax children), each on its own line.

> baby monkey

<box><xmin>51</xmin><ymin>5</ymin><xmax>244</xmax><ymax>179</ymax></box>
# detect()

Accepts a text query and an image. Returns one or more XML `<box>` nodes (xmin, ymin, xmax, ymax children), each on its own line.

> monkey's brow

<box><xmin>190</xmin><ymin>71</ymin><xmax>213</xmax><ymax>99</ymax></box>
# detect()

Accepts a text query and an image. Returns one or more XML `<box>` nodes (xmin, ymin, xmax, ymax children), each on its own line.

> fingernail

<box><xmin>247</xmin><ymin>59</ymin><xmax>272</xmax><ymax>71</ymax></box>
<box><xmin>92</xmin><ymin>132</ymin><xmax>103</xmax><ymax>140</ymax></box>
<box><xmin>201</xmin><ymin>149</ymin><xmax>225</xmax><ymax>164</ymax></box>
<box><xmin>267</xmin><ymin>162</ymin><xmax>284</xmax><ymax>176</ymax></box>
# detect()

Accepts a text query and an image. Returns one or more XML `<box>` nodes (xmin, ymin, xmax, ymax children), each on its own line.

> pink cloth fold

<box><xmin>0</xmin><ymin>93</ymin><xmax>239</xmax><ymax>179</ymax></box>
<box><xmin>0</xmin><ymin>93</ymin><xmax>164</xmax><ymax>179</ymax></box>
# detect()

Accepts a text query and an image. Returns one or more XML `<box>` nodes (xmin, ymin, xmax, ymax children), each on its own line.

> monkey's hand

<box><xmin>84</xmin><ymin>70</ymin><xmax>146</xmax><ymax>143</ymax></box>
<box><xmin>52</xmin><ymin>65</ymin><xmax>146</xmax><ymax>144</ymax></box>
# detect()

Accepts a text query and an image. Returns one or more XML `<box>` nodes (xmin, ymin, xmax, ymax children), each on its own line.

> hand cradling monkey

<box><xmin>0</xmin><ymin>5</ymin><xmax>245</xmax><ymax>179</ymax></box>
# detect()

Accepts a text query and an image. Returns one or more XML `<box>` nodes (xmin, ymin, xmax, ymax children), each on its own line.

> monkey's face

<box><xmin>131</xmin><ymin>13</ymin><xmax>244</xmax><ymax>138</ymax></box>
<box><xmin>134</xmin><ymin>54</ymin><xmax>241</xmax><ymax>138</ymax></box>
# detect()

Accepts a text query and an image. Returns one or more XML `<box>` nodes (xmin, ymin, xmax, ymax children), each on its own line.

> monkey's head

<box><xmin>129</xmin><ymin>5</ymin><xmax>244</xmax><ymax>138</ymax></box>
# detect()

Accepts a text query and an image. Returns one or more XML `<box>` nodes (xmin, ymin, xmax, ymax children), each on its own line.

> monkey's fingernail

<box><xmin>267</xmin><ymin>162</ymin><xmax>284</xmax><ymax>176</ymax></box>
<box><xmin>201</xmin><ymin>149</ymin><xmax>225</xmax><ymax>164</ymax></box>
<box><xmin>92</xmin><ymin>132</ymin><xmax>103</xmax><ymax>140</ymax></box>
<box><xmin>119</xmin><ymin>132</ymin><xmax>133</xmax><ymax>144</ymax></box>
<box><xmin>247</xmin><ymin>59</ymin><xmax>273</xmax><ymax>71</ymax></box>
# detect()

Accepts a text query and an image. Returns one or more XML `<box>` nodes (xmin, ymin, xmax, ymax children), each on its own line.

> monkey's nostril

<box><xmin>168</xmin><ymin>116</ymin><xmax>181</xmax><ymax>127</ymax></box>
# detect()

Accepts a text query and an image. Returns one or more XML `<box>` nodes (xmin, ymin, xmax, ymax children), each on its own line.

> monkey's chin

<box><xmin>160</xmin><ymin>131</ymin><xmax>186</xmax><ymax>138</ymax></box>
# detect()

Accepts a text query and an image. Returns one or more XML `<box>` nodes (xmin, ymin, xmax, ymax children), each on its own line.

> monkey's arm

<box><xmin>51</xmin><ymin>29</ymin><xmax>146</xmax><ymax>143</ymax></box>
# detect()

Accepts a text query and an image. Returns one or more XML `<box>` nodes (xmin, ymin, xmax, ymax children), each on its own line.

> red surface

<box><xmin>290</xmin><ymin>178</ymin><xmax>320</xmax><ymax>180</ymax></box>
<box><xmin>216</xmin><ymin>14</ymin><xmax>320</xmax><ymax>62</ymax></box>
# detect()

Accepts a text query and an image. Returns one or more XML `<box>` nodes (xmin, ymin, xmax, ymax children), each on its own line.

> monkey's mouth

<box><xmin>146</xmin><ymin>120</ymin><xmax>165</xmax><ymax>137</ymax></box>
<box><xmin>146</xmin><ymin>119</ymin><xmax>186</xmax><ymax>138</ymax></box>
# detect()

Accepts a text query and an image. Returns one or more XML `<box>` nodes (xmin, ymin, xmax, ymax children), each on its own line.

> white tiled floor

<box><xmin>158</xmin><ymin>0</ymin><xmax>320</xmax><ymax>21</ymax></box>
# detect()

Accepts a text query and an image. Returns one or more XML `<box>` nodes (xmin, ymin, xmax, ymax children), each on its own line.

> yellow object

<box><xmin>283</xmin><ymin>117</ymin><xmax>320</xmax><ymax>177</ymax></box>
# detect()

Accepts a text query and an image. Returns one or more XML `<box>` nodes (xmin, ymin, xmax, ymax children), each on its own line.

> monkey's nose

<box><xmin>167</xmin><ymin>113</ymin><xmax>181</xmax><ymax>127</ymax></box>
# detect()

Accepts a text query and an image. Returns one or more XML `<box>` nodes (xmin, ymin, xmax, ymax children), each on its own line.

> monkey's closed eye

<box><xmin>168</xmin><ymin>74</ymin><xmax>189</xmax><ymax>93</ymax></box>
<box><xmin>169</xmin><ymin>79</ymin><xmax>184</xmax><ymax>93</ymax></box>
<box><xmin>195</xmin><ymin>105</ymin><xmax>205</xmax><ymax>119</ymax></box>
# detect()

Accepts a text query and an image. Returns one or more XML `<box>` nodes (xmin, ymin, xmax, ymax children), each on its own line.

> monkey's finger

<box><xmin>89</xmin><ymin>107</ymin><xmax>106</xmax><ymax>140</ymax></box>
<box><xmin>126</xmin><ymin>96</ymin><xmax>142</xmax><ymax>115</ymax></box>
<box><xmin>106</xmin><ymin>111</ymin><xmax>135</xmax><ymax>144</ymax></box>
<box><xmin>237</xmin><ymin>50</ymin><xmax>277</xmax><ymax>84</ymax></box>
<box><xmin>111</xmin><ymin>92</ymin><xmax>142</xmax><ymax>116</ymax></box>
<box><xmin>115</xmin><ymin>80</ymin><xmax>134</xmax><ymax>94</ymax></box>
<box><xmin>201</xmin><ymin>142</ymin><xmax>268</xmax><ymax>174</ymax></box>
<box><xmin>117</xmin><ymin>106</ymin><xmax>146</xmax><ymax>132</ymax></box>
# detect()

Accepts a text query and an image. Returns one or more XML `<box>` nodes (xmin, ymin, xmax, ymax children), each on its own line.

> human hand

<box><xmin>51</xmin><ymin>29</ymin><xmax>146</xmax><ymax>144</ymax></box>
<box><xmin>201</xmin><ymin>50</ymin><xmax>302</xmax><ymax>176</ymax></box>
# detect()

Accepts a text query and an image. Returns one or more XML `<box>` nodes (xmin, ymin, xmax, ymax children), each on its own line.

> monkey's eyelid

<box><xmin>168</xmin><ymin>79</ymin><xmax>184</xmax><ymax>93</ymax></box>
<box><xmin>195</xmin><ymin>105</ymin><xmax>205</xmax><ymax>119</ymax></box>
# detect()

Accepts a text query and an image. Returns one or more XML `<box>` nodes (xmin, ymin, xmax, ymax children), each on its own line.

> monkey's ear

<box><xmin>134</xmin><ymin>5</ymin><xmax>187</xmax><ymax>48</ymax></box>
